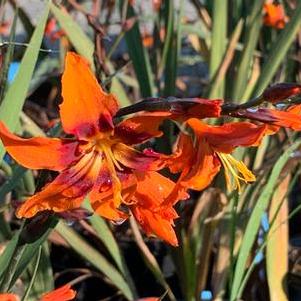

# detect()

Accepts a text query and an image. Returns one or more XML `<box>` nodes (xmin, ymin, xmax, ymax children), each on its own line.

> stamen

<box><xmin>100</xmin><ymin>144</ymin><xmax>123</xmax><ymax>207</ymax></box>
<box><xmin>217</xmin><ymin>153</ymin><xmax>256</xmax><ymax>193</ymax></box>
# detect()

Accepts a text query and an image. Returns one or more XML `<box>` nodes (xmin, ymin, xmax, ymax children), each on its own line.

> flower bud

<box><xmin>262</xmin><ymin>83</ymin><xmax>301</xmax><ymax>103</ymax></box>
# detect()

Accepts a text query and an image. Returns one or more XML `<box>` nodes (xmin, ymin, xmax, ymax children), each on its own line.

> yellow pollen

<box><xmin>217</xmin><ymin>153</ymin><xmax>256</xmax><ymax>193</ymax></box>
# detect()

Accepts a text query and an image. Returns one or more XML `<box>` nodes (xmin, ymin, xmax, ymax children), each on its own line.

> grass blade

<box><xmin>0</xmin><ymin>3</ymin><xmax>50</xmax><ymax>161</ymax></box>
<box><xmin>231</xmin><ymin>0</ymin><xmax>263</xmax><ymax>101</ymax></box>
<box><xmin>56</xmin><ymin>221</ymin><xmax>135</xmax><ymax>300</ymax></box>
<box><xmin>208</xmin><ymin>19</ymin><xmax>243</xmax><ymax>98</ymax></box>
<box><xmin>122</xmin><ymin>3</ymin><xmax>155</xmax><ymax>97</ymax></box>
<box><xmin>230</xmin><ymin>140</ymin><xmax>301</xmax><ymax>301</ymax></box>
<box><xmin>50</xmin><ymin>3</ymin><xmax>130</xmax><ymax>106</ymax></box>
<box><xmin>251</xmin><ymin>1</ymin><xmax>301</xmax><ymax>97</ymax></box>
<box><xmin>209</xmin><ymin>0</ymin><xmax>228</xmax><ymax>98</ymax></box>
<box><xmin>266</xmin><ymin>176</ymin><xmax>290</xmax><ymax>301</ymax></box>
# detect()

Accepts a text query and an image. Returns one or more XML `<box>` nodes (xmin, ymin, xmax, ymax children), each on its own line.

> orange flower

<box><xmin>45</xmin><ymin>18</ymin><xmax>65</xmax><ymax>41</ymax></box>
<box><xmin>0</xmin><ymin>21</ymin><xmax>10</xmax><ymax>36</ymax></box>
<box><xmin>130</xmin><ymin>172</ymin><xmax>188</xmax><ymax>246</ymax></box>
<box><xmin>231</xmin><ymin>105</ymin><xmax>301</xmax><ymax>131</ymax></box>
<box><xmin>40</xmin><ymin>284</ymin><xmax>76</xmax><ymax>301</ymax></box>
<box><xmin>0</xmin><ymin>52</ymin><xmax>165</xmax><ymax>220</ymax></box>
<box><xmin>165</xmin><ymin>119</ymin><xmax>267</xmax><ymax>203</ymax></box>
<box><xmin>0</xmin><ymin>294</ymin><xmax>18</xmax><ymax>301</ymax></box>
<box><xmin>90</xmin><ymin>170</ymin><xmax>188</xmax><ymax>245</ymax></box>
<box><xmin>263</xmin><ymin>3</ymin><xmax>288</xmax><ymax>29</ymax></box>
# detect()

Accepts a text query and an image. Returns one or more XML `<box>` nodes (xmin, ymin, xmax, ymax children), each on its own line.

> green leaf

<box><xmin>251</xmin><ymin>1</ymin><xmax>301</xmax><ymax>97</ymax></box>
<box><xmin>231</xmin><ymin>0</ymin><xmax>263</xmax><ymax>101</ymax></box>
<box><xmin>50</xmin><ymin>3</ymin><xmax>94</xmax><ymax>64</ymax></box>
<box><xmin>230</xmin><ymin>140</ymin><xmax>301</xmax><ymax>301</ymax></box>
<box><xmin>0</xmin><ymin>3</ymin><xmax>50</xmax><ymax>162</ymax></box>
<box><xmin>122</xmin><ymin>3</ymin><xmax>155</xmax><ymax>97</ymax></box>
<box><xmin>56</xmin><ymin>221</ymin><xmax>135</xmax><ymax>300</ymax></box>
<box><xmin>0</xmin><ymin>233</ymin><xmax>19</xmax><ymax>280</ymax></box>
<box><xmin>266</xmin><ymin>177</ymin><xmax>289</xmax><ymax>301</ymax></box>
<box><xmin>209</xmin><ymin>0</ymin><xmax>228</xmax><ymax>98</ymax></box>
<box><xmin>163</xmin><ymin>0</ymin><xmax>184</xmax><ymax>96</ymax></box>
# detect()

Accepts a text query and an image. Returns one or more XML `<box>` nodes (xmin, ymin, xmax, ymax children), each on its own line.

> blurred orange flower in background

<box><xmin>263</xmin><ymin>2</ymin><xmax>288</xmax><ymax>29</ymax></box>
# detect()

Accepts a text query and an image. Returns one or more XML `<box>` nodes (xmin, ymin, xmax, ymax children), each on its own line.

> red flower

<box><xmin>45</xmin><ymin>18</ymin><xmax>65</xmax><ymax>42</ymax></box>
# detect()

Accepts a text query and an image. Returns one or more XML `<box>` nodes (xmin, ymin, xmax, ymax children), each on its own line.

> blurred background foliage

<box><xmin>0</xmin><ymin>0</ymin><xmax>301</xmax><ymax>300</ymax></box>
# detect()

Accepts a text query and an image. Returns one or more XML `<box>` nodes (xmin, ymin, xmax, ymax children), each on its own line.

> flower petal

<box><xmin>131</xmin><ymin>205</ymin><xmax>178</xmax><ymax>246</ymax></box>
<box><xmin>16</xmin><ymin>152</ymin><xmax>101</xmax><ymax>218</ymax></box>
<box><xmin>0</xmin><ymin>294</ymin><xmax>18</xmax><ymax>301</ymax></box>
<box><xmin>130</xmin><ymin>172</ymin><xmax>183</xmax><ymax>245</ymax></box>
<box><xmin>0</xmin><ymin>122</ymin><xmax>79</xmax><ymax>171</ymax></box>
<box><xmin>187</xmin><ymin>118</ymin><xmax>267</xmax><ymax>153</ymax></box>
<box><xmin>166</xmin><ymin>132</ymin><xmax>194</xmax><ymax>174</ymax></box>
<box><xmin>112</xmin><ymin>143</ymin><xmax>164</xmax><ymax>171</ymax></box>
<box><xmin>40</xmin><ymin>284</ymin><xmax>76</xmax><ymax>301</ymax></box>
<box><xmin>60</xmin><ymin>52</ymin><xmax>119</xmax><ymax>139</ymax></box>
<box><xmin>180</xmin><ymin>140</ymin><xmax>221</xmax><ymax>191</ymax></box>
<box><xmin>90</xmin><ymin>168</ymin><xmax>136</xmax><ymax>220</ymax></box>
<box><xmin>114</xmin><ymin>115</ymin><xmax>164</xmax><ymax>145</ymax></box>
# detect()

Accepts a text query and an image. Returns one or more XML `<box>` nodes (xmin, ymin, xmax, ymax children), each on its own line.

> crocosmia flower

<box><xmin>40</xmin><ymin>284</ymin><xmax>76</xmax><ymax>301</ymax></box>
<box><xmin>0</xmin><ymin>52</ymin><xmax>166</xmax><ymax>221</ymax></box>
<box><xmin>165</xmin><ymin>119</ymin><xmax>268</xmax><ymax>203</ymax></box>
<box><xmin>263</xmin><ymin>3</ymin><xmax>288</xmax><ymax>29</ymax></box>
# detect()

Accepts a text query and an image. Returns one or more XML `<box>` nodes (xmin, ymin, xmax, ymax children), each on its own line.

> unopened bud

<box><xmin>122</xmin><ymin>17</ymin><xmax>137</xmax><ymax>32</ymax></box>
<box><xmin>262</xmin><ymin>83</ymin><xmax>301</xmax><ymax>103</ymax></box>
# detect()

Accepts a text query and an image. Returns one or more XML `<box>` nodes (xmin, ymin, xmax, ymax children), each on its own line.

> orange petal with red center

<box><xmin>0</xmin><ymin>122</ymin><xmax>79</xmax><ymax>171</ymax></box>
<box><xmin>40</xmin><ymin>284</ymin><xmax>76</xmax><ymax>301</ymax></box>
<box><xmin>187</xmin><ymin>118</ymin><xmax>267</xmax><ymax>153</ymax></box>
<box><xmin>0</xmin><ymin>294</ymin><xmax>18</xmax><ymax>301</ymax></box>
<box><xmin>16</xmin><ymin>152</ymin><xmax>101</xmax><ymax>218</ymax></box>
<box><xmin>114</xmin><ymin>115</ymin><xmax>165</xmax><ymax>145</ymax></box>
<box><xmin>60</xmin><ymin>52</ymin><xmax>119</xmax><ymax>139</ymax></box>
<box><xmin>112</xmin><ymin>143</ymin><xmax>164</xmax><ymax>171</ymax></box>
<box><xmin>90</xmin><ymin>168</ymin><xmax>136</xmax><ymax>220</ymax></box>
